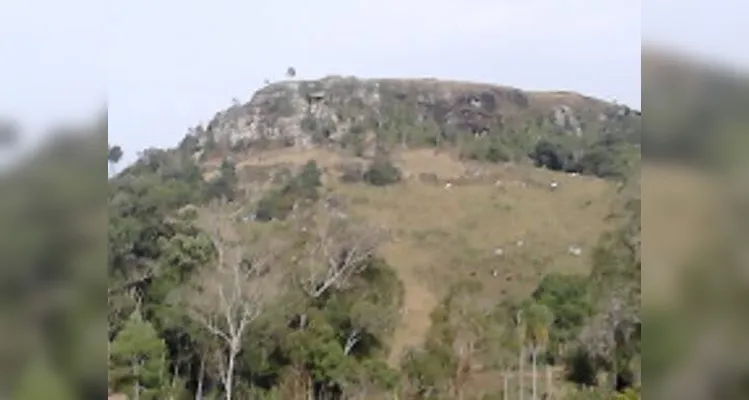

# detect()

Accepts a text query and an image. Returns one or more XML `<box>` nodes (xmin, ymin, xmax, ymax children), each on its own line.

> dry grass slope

<box><xmin>220</xmin><ymin>149</ymin><xmax>618</xmax><ymax>366</ymax></box>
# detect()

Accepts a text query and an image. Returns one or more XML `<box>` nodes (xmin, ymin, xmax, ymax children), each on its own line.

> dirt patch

<box><xmin>235</xmin><ymin>148</ymin><xmax>346</xmax><ymax>170</ymax></box>
<box><xmin>381</xmin><ymin>242</ymin><xmax>439</xmax><ymax>366</ymax></box>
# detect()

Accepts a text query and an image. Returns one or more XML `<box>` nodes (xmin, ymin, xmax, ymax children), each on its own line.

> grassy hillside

<box><xmin>225</xmin><ymin>149</ymin><xmax>618</xmax><ymax>364</ymax></box>
<box><xmin>188</xmin><ymin>147</ymin><xmax>622</xmax><ymax>393</ymax></box>
<box><xmin>108</xmin><ymin>78</ymin><xmax>641</xmax><ymax>399</ymax></box>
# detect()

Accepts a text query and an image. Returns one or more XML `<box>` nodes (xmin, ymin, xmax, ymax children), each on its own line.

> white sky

<box><xmin>2</xmin><ymin>0</ymin><xmax>742</xmax><ymax>166</ymax></box>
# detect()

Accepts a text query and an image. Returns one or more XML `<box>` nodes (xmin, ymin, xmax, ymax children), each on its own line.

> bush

<box><xmin>579</xmin><ymin>138</ymin><xmax>638</xmax><ymax>179</ymax></box>
<box><xmin>204</xmin><ymin>158</ymin><xmax>238</xmax><ymax>202</ymax></box>
<box><xmin>532</xmin><ymin>273</ymin><xmax>593</xmax><ymax>361</ymax></box>
<box><xmin>363</xmin><ymin>158</ymin><xmax>401</xmax><ymax>186</ymax></box>
<box><xmin>297</xmin><ymin>160</ymin><xmax>322</xmax><ymax>189</ymax></box>
<box><xmin>254</xmin><ymin>160</ymin><xmax>322</xmax><ymax>221</ymax></box>
<box><xmin>302</xmin><ymin>115</ymin><xmax>337</xmax><ymax>144</ymax></box>
<box><xmin>564</xmin><ymin>346</ymin><xmax>599</xmax><ymax>387</ymax></box>
<box><xmin>300</xmin><ymin>115</ymin><xmax>318</xmax><ymax>134</ymax></box>
<box><xmin>529</xmin><ymin>139</ymin><xmax>579</xmax><ymax>172</ymax></box>
<box><xmin>254</xmin><ymin>190</ymin><xmax>295</xmax><ymax>221</ymax></box>
<box><xmin>460</xmin><ymin>137</ymin><xmax>511</xmax><ymax>163</ymax></box>
<box><xmin>339</xmin><ymin>162</ymin><xmax>365</xmax><ymax>183</ymax></box>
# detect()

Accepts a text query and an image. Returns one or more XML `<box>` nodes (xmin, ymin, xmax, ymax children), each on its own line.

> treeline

<box><xmin>109</xmin><ymin>148</ymin><xmax>407</xmax><ymax>399</ymax></box>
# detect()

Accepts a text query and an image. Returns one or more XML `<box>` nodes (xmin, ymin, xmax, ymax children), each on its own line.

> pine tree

<box><xmin>110</xmin><ymin>311</ymin><xmax>168</xmax><ymax>400</ymax></box>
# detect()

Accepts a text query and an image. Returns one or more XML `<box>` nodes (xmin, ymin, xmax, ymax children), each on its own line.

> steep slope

<box><xmin>211</xmin><ymin>147</ymin><xmax>618</xmax><ymax>364</ymax></box>
<box><xmin>169</xmin><ymin>77</ymin><xmax>640</xmax><ymax>365</ymax></box>
<box><xmin>111</xmin><ymin>75</ymin><xmax>644</xmax><ymax>398</ymax></box>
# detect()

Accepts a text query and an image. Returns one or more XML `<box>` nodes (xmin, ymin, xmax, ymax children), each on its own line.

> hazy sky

<box><xmin>108</xmin><ymin>0</ymin><xmax>641</xmax><ymax>166</ymax></box>
<box><xmin>3</xmin><ymin>0</ymin><xmax>739</xmax><ymax>167</ymax></box>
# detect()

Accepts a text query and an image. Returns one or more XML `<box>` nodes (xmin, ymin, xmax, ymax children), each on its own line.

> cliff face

<box><xmin>192</xmin><ymin>76</ymin><xmax>640</xmax><ymax>167</ymax></box>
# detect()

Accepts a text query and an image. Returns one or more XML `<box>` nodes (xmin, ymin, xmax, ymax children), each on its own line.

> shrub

<box><xmin>339</xmin><ymin>162</ymin><xmax>365</xmax><ymax>183</ymax></box>
<box><xmin>564</xmin><ymin>346</ymin><xmax>599</xmax><ymax>387</ymax></box>
<box><xmin>204</xmin><ymin>158</ymin><xmax>238</xmax><ymax>202</ymax></box>
<box><xmin>529</xmin><ymin>139</ymin><xmax>579</xmax><ymax>172</ymax></box>
<box><xmin>486</xmin><ymin>140</ymin><xmax>511</xmax><ymax>163</ymax></box>
<box><xmin>297</xmin><ymin>160</ymin><xmax>322</xmax><ymax>189</ymax></box>
<box><xmin>460</xmin><ymin>137</ymin><xmax>511</xmax><ymax>163</ymax></box>
<box><xmin>579</xmin><ymin>138</ymin><xmax>638</xmax><ymax>179</ymax></box>
<box><xmin>300</xmin><ymin>115</ymin><xmax>318</xmax><ymax>134</ymax></box>
<box><xmin>532</xmin><ymin>273</ymin><xmax>593</xmax><ymax>361</ymax></box>
<box><xmin>302</xmin><ymin>115</ymin><xmax>337</xmax><ymax>144</ymax></box>
<box><xmin>254</xmin><ymin>160</ymin><xmax>322</xmax><ymax>221</ymax></box>
<box><xmin>363</xmin><ymin>158</ymin><xmax>401</xmax><ymax>186</ymax></box>
<box><xmin>254</xmin><ymin>190</ymin><xmax>294</xmax><ymax>221</ymax></box>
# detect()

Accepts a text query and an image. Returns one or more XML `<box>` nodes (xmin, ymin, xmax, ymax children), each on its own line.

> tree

<box><xmin>532</xmin><ymin>273</ymin><xmax>593</xmax><ymax>361</ymax></box>
<box><xmin>523</xmin><ymin>301</ymin><xmax>553</xmax><ymax>400</ymax></box>
<box><xmin>440</xmin><ymin>280</ymin><xmax>486</xmax><ymax>400</ymax></box>
<box><xmin>109</xmin><ymin>145</ymin><xmax>124</xmax><ymax>164</ymax></box>
<box><xmin>581</xmin><ymin>184</ymin><xmax>641</xmax><ymax>392</ymax></box>
<box><xmin>484</xmin><ymin>303</ymin><xmax>525</xmax><ymax>400</ymax></box>
<box><xmin>110</xmin><ymin>311</ymin><xmax>168</xmax><ymax>400</ymax></box>
<box><xmin>286</xmin><ymin>67</ymin><xmax>296</xmax><ymax>78</ymax></box>
<box><xmin>296</xmin><ymin>209</ymin><xmax>383</xmax><ymax>301</ymax></box>
<box><xmin>185</xmin><ymin>202</ymin><xmax>268</xmax><ymax>400</ymax></box>
<box><xmin>402</xmin><ymin>280</ymin><xmax>489</xmax><ymax>400</ymax></box>
<box><xmin>345</xmin><ymin>359</ymin><xmax>400</xmax><ymax>400</ymax></box>
<box><xmin>109</xmin><ymin>144</ymin><xmax>124</xmax><ymax>175</ymax></box>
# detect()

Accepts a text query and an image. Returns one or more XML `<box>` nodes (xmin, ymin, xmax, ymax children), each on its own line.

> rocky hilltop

<box><xmin>185</xmin><ymin>76</ymin><xmax>640</xmax><ymax>177</ymax></box>
<box><xmin>110</xmin><ymin>75</ymin><xmax>644</xmax><ymax>399</ymax></box>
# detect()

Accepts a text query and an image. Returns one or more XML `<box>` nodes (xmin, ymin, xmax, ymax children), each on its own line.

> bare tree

<box><xmin>445</xmin><ymin>281</ymin><xmax>485</xmax><ymax>400</ymax></box>
<box><xmin>298</xmin><ymin>212</ymin><xmax>382</xmax><ymax>300</ymax></box>
<box><xmin>288</xmin><ymin>207</ymin><xmax>384</xmax><ymax>333</ymax></box>
<box><xmin>524</xmin><ymin>303</ymin><xmax>553</xmax><ymax>400</ymax></box>
<box><xmin>516</xmin><ymin>309</ymin><xmax>526</xmax><ymax>400</ymax></box>
<box><xmin>187</xmin><ymin>202</ymin><xmax>269</xmax><ymax>400</ymax></box>
<box><xmin>483</xmin><ymin>311</ymin><xmax>518</xmax><ymax>400</ymax></box>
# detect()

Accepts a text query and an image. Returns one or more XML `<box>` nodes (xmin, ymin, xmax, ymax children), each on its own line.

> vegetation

<box><xmin>205</xmin><ymin>158</ymin><xmax>238</xmax><ymax>202</ymax></box>
<box><xmin>104</xmin><ymin>77</ymin><xmax>643</xmax><ymax>399</ymax></box>
<box><xmin>104</xmin><ymin>136</ymin><xmax>641</xmax><ymax>398</ymax></box>
<box><xmin>255</xmin><ymin>160</ymin><xmax>322</xmax><ymax>221</ymax></box>
<box><xmin>531</xmin><ymin>273</ymin><xmax>593</xmax><ymax>363</ymax></box>
<box><xmin>362</xmin><ymin>156</ymin><xmax>402</xmax><ymax>186</ymax></box>
<box><xmin>108</xmin><ymin>151</ymin><xmax>408</xmax><ymax>398</ymax></box>
<box><xmin>460</xmin><ymin>136</ymin><xmax>513</xmax><ymax>163</ymax></box>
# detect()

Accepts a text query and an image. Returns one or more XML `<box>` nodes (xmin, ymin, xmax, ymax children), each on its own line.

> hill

<box><xmin>182</xmin><ymin>76</ymin><xmax>640</xmax><ymax>180</ymax></box>
<box><xmin>109</xmin><ymin>77</ymin><xmax>641</xmax><ymax>399</ymax></box>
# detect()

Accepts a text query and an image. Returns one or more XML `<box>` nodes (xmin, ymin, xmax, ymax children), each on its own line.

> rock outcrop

<box><xmin>190</xmin><ymin>76</ymin><xmax>641</xmax><ymax>167</ymax></box>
